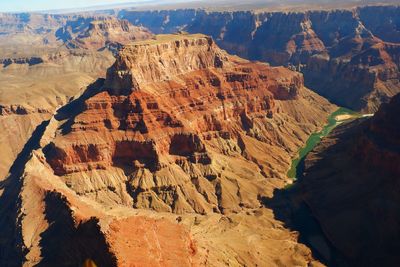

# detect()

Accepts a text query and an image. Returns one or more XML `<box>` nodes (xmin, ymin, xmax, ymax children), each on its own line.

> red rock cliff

<box><xmin>0</xmin><ymin>33</ymin><xmax>336</xmax><ymax>267</ymax></box>
<box><xmin>121</xmin><ymin>6</ymin><xmax>400</xmax><ymax>112</ymax></box>
<box><xmin>42</xmin><ymin>33</ymin><xmax>335</xmax><ymax>215</ymax></box>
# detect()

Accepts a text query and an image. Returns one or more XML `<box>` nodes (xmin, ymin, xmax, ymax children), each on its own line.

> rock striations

<box><xmin>0</xmin><ymin>15</ymin><xmax>153</xmax><ymax>181</ymax></box>
<box><xmin>43</xmin><ymin>33</ymin><xmax>333</xmax><ymax>214</ymax></box>
<box><xmin>120</xmin><ymin>5</ymin><xmax>400</xmax><ymax>112</ymax></box>
<box><xmin>0</xmin><ymin>33</ymin><xmax>336</xmax><ymax>266</ymax></box>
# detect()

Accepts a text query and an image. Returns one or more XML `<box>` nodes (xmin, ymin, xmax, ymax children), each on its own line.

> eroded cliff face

<box><xmin>0</xmin><ymin>14</ymin><xmax>153</xmax><ymax>181</ymax></box>
<box><xmin>1</xmin><ymin>34</ymin><xmax>335</xmax><ymax>266</ymax></box>
<box><xmin>43</xmin><ymin>34</ymin><xmax>333</xmax><ymax>215</ymax></box>
<box><xmin>298</xmin><ymin>93</ymin><xmax>400</xmax><ymax>266</ymax></box>
<box><xmin>66</xmin><ymin>18</ymin><xmax>153</xmax><ymax>52</ymax></box>
<box><xmin>120</xmin><ymin>5</ymin><xmax>400</xmax><ymax>112</ymax></box>
<box><xmin>105</xmin><ymin>34</ymin><xmax>231</xmax><ymax>95</ymax></box>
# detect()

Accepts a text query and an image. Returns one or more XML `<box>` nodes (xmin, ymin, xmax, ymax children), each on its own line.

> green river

<box><xmin>287</xmin><ymin>107</ymin><xmax>359</xmax><ymax>179</ymax></box>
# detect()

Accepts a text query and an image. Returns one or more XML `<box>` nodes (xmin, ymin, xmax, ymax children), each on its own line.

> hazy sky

<box><xmin>1</xmin><ymin>0</ymin><xmax>393</xmax><ymax>12</ymax></box>
<box><xmin>0</xmin><ymin>0</ymin><xmax>160</xmax><ymax>12</ymax></box>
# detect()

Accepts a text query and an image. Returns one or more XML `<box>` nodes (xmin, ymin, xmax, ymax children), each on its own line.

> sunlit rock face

<box><xmin>43</xmin><ymin>33</ymin><xmax>334</xmax><ymax>215</ymax></box>
<box><xmin>1</xmin><ymin>33</ymin><xmax>335</xmax><ymax>266</ymax></box>
<box><xmin>121</xmin><ymin>6</ymin><xmax>400</xmax><ymax>112</ymax></box>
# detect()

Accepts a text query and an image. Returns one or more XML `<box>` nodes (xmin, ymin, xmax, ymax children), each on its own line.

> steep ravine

<box><xmin>297</xmin><ymin>94</ymin><xmax>400</xmax><ymax>266</ymax></box>
<box><xmin>265</xmin><ymin>110</ymin><xmax>360</xmax><ymax>266</ymax></box>
<box><xmin>267</xmin><ymin>94</ymin><xmax>399</xmax><ymax>266</ymax></box>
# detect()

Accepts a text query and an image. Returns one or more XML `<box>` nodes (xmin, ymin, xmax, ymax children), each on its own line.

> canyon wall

<box><xmin>44</xmin><ymin>33</ymin><xmax>334</xmax><ymax>214</ymax></box>
<box><xmin>0</xmin><ymin>6</ymin><xmax>399</xmax><ymax>266</ymax></box>
<box><xmin>0</xmin><ymin>13</ymin><xmax>152</xmax><ymax>51</ymax></box>
<box><xmin>120</xmin><ymin>5</ymin><xmax>400</xmax><ymax>112</ymax></box>
<box><xmin>298</xmin><ymin>93</ymin><xmax>400</xmax><ymax>266</ymax></box>
<box><xmin>0</xmin><ymin>14</ymin><xmax>153</xmax><ymax>181</ymax></box>
<box><xmin>63</xmin><ymin>17</ymin><xmax>153</xmax><ymax>53</ymax></box>
<box><xmin>2</xmin><ymin>6</ymin><xmax>398</xmax><ymax>112</ymax></box>
<box><xmin>0</xmin><ymin>34</ymin><xmax>336</xmax><ymax>266</ymax></box>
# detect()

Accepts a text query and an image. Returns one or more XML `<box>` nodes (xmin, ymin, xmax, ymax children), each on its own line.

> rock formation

<box><xmin>42</xmin><ymin>33</ymin><xmax>334</xmax><ymax>214</ymax></box>
<box><xmin>1</xmin><ymin>4</ymin><xmax>400</xmax><ymax>266</ymax></box>
<box><xmin>1</xmin><ymin>6</ymin><xmax>399</xmax><ymax>112</ymax></box>
<box><xmin>0</xmin><ymin>48</ymin><xmax>116</xmax><ymax>181</ymax></box>
<box><xmin>0</xmin><ymin>13</ymin><xmax>152</xmax><ymax>51</ymax></box>
<box><xmin>0</xmin><ymin>15</ymin><xmax>153</xmax><ymax>181</ymax></box>
<box><xmin>120</xmin><ymin>5</ymin><xmax>400</xmax><ymax>112</ymax></box>
<box><xmin>65</xmin><ymin>18</ymin><xmax>153</xmax><ymax>53</ymax></box>
<box><xmin>297</xmin><ymin>93</ymin><xmax>400</xmax><ymax>266</ymax></box>
<box><xmin>0</xmin><ymin>33</ymin><xmax>336</xmax><ymax>266</ymax></box>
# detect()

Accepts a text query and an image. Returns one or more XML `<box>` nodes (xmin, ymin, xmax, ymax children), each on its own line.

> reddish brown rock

<box><xmin>122</xmin><ymin>6</ymin><xmax>400</xmax><ymax>112</ymax></box>
<box><xmin>42</xmin><ymin>34</ymin><xmax>335</xmax><ymax>215</ymax></box>
<box><xmin>106</xmin><ymin>216</ymin><xmax>198</xmax><ymax>266</ymax></box>
<box><xmin>0</xmin><ymin>33</ymin><xmax>335</xmax><ymax>266</ymax></box>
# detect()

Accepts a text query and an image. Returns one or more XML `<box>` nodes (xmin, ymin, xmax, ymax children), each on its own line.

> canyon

<box><xmin>2</xmin><ymin>6</ymin><xmax>399</xmax><ymax>181</ymax></box>
<box><xmin>2</xmin><ymin>5</ymin><xmax>399</xmax><ymax>114</ymax></box>
<box><xmin>0</xmin><ymin>3</ymin><xmax>399</xmax><ymax>267</ymax></box>
<box><xmin>120</xmin><ymin>5</ymin><xmax>400</xmax><ymax>112</ymax></box>
<box><xmin>0</xmin><ymin>15</ymin><xmax>152</xmax><ymax>181</ymax></box>
<box><xmin>288</xmin><ymin>92</ymin><xmax>400</xmax><ymax>266</ymax></box>
<box><xmin>0</xmin><ymin>13</ymin><xmax>152</xmax><ymax>49</ymax></box>
<box><xmin>0</xmin><ymin>33</ymin><xmax>336</xmax><ymax>266</ymax></box>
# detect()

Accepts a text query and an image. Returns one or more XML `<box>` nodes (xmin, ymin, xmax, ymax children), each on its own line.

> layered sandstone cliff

<box><xmin>120</xmin><ymin>5</ymin><xmax>400</xmax><ymax>112</ymax></box>
<box><xmin>0</xmin><ymin>34</ymin><xmax>335</xmax><ymax>266</ymax></box>
<box><xmin>43</xmin><ymin>33</ymin><xmax>333</xmax><ymax>214</ymax></box>
<box><xmin>0</xmin><ymin>15</ymin><xmax>152</xmax><ymax>181</ymax></box>
<box><xmin>298</xmin><ymin>93</ymin><xmax>400</xmax><ymax>266</ymax></box>
<box><xmin>1</xmin><ymin>6</ymin><xmax>399</xmax><ymax>112</ymax></box>
<box><xmin>0</xmin><ymin>47</ymin><xmax>117</xmax><ymax>181</ymax></box>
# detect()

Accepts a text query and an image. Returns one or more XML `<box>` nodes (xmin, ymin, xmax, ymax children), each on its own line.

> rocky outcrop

<box><xmin>0</xmin><ymin>33</ymin><xmax>336</xmax><ymax>266</ymax></box>
<box><xmin>1</xmin><ymin>5</ymin><xmax>399</xmax><ymax>266</ymax></box>
<box><xmin>2</xmin><ymin>6</ymin><xmax>398</xmax><ymax>112</ymax></box>
<box><xmin>1</xmin><ymin>6</ymin><xmax>398</xmax><ymax>111</ymax></box>
<box><xmin>303</xmin><ymin>41</ymin><xmax>400</xmax><ymax>112</ymax></box>
<box><xmin>0</xmin><ymin>104</ymin><xmax>51</xmax><ymax>115</ymax></box>
<box><xmin>105</xmin><ymin>34</ymin><xmax>230</xmax><ymax>95</ymax></box>
<box><xmin>120</xmin><ymin>5</ymin><xmax>400</xmax><ymax>112</ymax></box>
<box><xmin>0</xmin><ymin>147</ymin><xmax>200</xmax><ymax>266</ymax></box>
<box><xmin>66</xmin><ymin>18</ymin><xmax>153</xmax><ymax>53</ymax></box>
<box><xmin>41</xmin><ymin>33</ymin><xmax>335</xmax><ymax>216</ymax></box>
<box><xmin>39</xmin><ymin>191</ymin><xmax>118</xmax><ymax>266</ymax></box>
<box><xmin>0</xmin><ymin>15</ymin><xmax>152</xmax><ymax>180</ymax></box>
<box><xmin>298</xmin><ymin>93</ymin><xmax>400</xmax><ymax>266</ymax></box>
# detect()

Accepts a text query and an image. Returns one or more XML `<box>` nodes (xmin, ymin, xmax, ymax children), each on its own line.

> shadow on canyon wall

<box><xmin>262</xmin><ymin>157</ymin><xmax>350</xmax><ymax>267</ymax></box>
<box><xmin>0</xmin><ymin>120</ymin><xmax>50</xmax><ymax>266</ymax></box>
<box><xmin>38</xmin><ymin>192</ymin><xmax>117</xmax><ymax>267</ymax></box>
